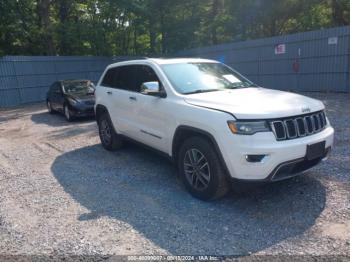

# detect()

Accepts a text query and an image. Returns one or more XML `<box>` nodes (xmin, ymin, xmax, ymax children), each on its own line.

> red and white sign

<box><xmin>275</xmin><ymin>44</ymin><xmax>286</xmax><ymax>55</ymax></box>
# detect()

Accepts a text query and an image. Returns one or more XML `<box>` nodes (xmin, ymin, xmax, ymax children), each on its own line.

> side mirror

<box><xmin>141</xmin><ymin>81</ymin><xmax>166</xmax><ymax>98</ymax></box>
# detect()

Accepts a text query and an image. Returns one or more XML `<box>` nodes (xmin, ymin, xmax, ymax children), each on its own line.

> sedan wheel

<box><xmin>64</xmin><ymin>105</ymin><xmax>72</xmax><ymax>121</ymax></box>
<box><xmin>47</xmin><ymin>100</ymin><xmax>54</xmax><ymax>114</ymax></box>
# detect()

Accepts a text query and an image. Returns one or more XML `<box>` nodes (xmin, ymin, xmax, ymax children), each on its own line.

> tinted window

<box><xmin>101</xmin><ymin>65</ymin><xmax>160</xmax><ymax>92</ymax></box>
<box><xmin>116</xmin><ymin>66</ymin><xmax>136</xmax><ymax>91</ymax></box>
<box><xmin>101</xmin><ymin>66</ymin><xmax>135</xmax><ymax>92</ymax></box>
<box><xmin>101</xmin><ymin>68</ymin><xmax>117</xmax><ymax>87</ymax></box>
<box><xmin>51</xmin><ymin>82</ymin><xmax>61</xmax><ymax>93</ymax></box>
<box><xmin>134</xmin><ymin>65</ymin><xmax>160</xmax><ymax>92</ymax></box>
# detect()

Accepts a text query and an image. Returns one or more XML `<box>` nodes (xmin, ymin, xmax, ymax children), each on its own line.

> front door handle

<box><xmin>107</xmin><ymin>91</ymin><xmax>112</xmax><ymax>95</ymax></box>
<box><xmin>129</xmin><ymin>96</ymin><xmax>137</xmax><ymax>101</ymax></box>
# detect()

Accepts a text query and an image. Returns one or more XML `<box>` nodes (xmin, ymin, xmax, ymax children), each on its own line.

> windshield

<box><xmin>161</xmin><ymin>62</ymin><xmax>256</xmax><ymax>94</ymax></box>
<box><xmin>62</xmin><ymin>81</ymin><xmax>95</xmax><ymax>95</ymax></box>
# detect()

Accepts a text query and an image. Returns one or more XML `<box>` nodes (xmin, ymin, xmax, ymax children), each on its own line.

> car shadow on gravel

<box><xmin>51</xmin><ymin>144</ymin><xmax>326</xmax><ymax>256</ymax></box>
<box><xmin>31</xmin><ymin>112</ymin><xmax>95</xmax><ymax>127</ymax></box>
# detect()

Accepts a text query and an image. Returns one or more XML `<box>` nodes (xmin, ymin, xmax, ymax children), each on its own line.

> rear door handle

<box><xmin>107</xmin><ymin>91</ymin><xmax>112</xmax><ymax>95</ymax></box>
<box><xmin>129</xmin><ymin>96</ymin><xmax>137</xmax><ymax>101</ymax></box>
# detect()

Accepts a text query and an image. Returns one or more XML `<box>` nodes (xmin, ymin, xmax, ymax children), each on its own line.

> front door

<box><xmin>51</xmin><ymin>82</ymin><xmax>64</xmax><ymax>112</ymax></box>
<box><xmin>131</xmin><ymin>65</ymin><xmax>170</xmax><ymax>153</ymax></box>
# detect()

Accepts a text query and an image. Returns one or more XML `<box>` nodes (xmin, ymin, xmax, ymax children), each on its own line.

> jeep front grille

<box><xmin>270</xmin><ymin>111</ymin><xmax>327</xmax><ymax>141</ymax></box>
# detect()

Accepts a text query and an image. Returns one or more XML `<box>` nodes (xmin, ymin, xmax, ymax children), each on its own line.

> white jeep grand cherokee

<box><xmin>95</xmin><ymin>58</ymin><xmax>334</xmax><ymax>200</ymax></box>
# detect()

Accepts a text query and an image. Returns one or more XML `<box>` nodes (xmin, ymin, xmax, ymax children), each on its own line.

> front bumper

<box><xmin>69</xmin><ymin>105</ymin><xmax>95</xmax><ymax>117</ymax></box>
<box><xmin>263</xmin><ymin>146</ymin><xmax>331</xmax><ymax>182</ymax></box>
<box><xmin>218</xmin><ymin>126</ymin><xmax>334</xmax><ymax>181</ymax></box>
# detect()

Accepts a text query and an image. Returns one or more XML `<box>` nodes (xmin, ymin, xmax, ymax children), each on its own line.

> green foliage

<box><xmin>0</xmin><ymin>0</ymin><xmax>349</xmax><ymax>56</ymax></box>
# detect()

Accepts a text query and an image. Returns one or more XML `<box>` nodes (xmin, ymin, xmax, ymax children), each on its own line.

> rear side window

<box><xmin>101</xmin><ymin>68</ymin><xmax>117</xmax><ymax>87</ymax></box>
<box><xmin>50</xmin><ymin>82</ymin><xmax>61</xmax><ymax>93</ymax></box>
<box><xmin>49</xmin><ymin>83</ymin><xmax>55</xmax><ymax>92</ymax></box>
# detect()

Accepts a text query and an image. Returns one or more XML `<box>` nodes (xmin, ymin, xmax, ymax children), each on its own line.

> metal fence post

<box><xmin>347</xmin><ymin>34</ymin><xmax>350</xmax><ymax>93</ymax></box>
<box><xmin>12</xmin><ymin>59</ymin><xmax>22</xmax><ymax>105</ymax></box>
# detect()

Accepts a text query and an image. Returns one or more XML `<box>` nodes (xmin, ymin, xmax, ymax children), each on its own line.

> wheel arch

<box><xmin>172</xmin><ymin>126</ymin><xmax>230</xmax><ymax>177</ymax></box>
<box><xmin>63</xmin><ymin>99</ymin><xmax>71</xmax><ymax>109</ymax></box>
<box><xmin>95</xmin><ymin>104</ymin><xmax>109</xmax><ymax>121</ymax></box>
<box><xmin>95</xmin><ymin>104</ymin><xmax>120</xmax><ymax>134</ymax></box>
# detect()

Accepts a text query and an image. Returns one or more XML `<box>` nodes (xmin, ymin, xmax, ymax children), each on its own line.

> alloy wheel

<box><xmin>100</xmin><ymin>119</ymin><xmax>112</xmax><ymax>145</ymax></box>
<box><xmin>184</xmin><ymin>148</ymin><xmax>211</xmax><ymax>191</ymax></box>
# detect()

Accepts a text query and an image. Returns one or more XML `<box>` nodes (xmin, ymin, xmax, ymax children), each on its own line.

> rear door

<box><xmin>99</xmin><ymin>65</ymin><xmax>138</xmax><ymax>135</ymax></box>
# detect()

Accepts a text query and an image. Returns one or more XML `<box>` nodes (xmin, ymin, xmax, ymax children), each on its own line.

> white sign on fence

<box><xmin>328</xmin><ymin>37</ymin><xmax>338</xmax><ymax>45</ymax></box>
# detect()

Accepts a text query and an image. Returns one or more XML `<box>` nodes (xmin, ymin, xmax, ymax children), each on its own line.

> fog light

<box><xmin>246</xmin><ymin>155</ymin><xmax>266</xmax><ymax>163</ymax></box>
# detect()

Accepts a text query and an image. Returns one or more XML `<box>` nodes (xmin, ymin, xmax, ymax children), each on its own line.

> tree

<box><xmin>0</xmin><ymin>0</ymin><xmax>349</xmax><ymax>56</ymax></box>
<box><xmin>37</xmin><ymin>0</ymin><xmax>56</xmax><ymax>55</ymax></box>
<box><xmin>330</xmin><ymin>0</ymin><xmax>350</xmax><ymax>26</ymax></box>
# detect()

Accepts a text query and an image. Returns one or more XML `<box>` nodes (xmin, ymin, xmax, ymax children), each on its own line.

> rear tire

<box><xmin>178</xmin><ymin>136</ymin><xmax>230</xmax><ymax>201</ymax></box>
<box><xmin>98</xmin><ymin>112</ymin><xmax>123</xmax><ymax>151</ymax></box>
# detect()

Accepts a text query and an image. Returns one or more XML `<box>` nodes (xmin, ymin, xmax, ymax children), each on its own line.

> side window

<box><xmin>101</xmin><ymin>68</ymin><xmax>117</xmax><ymax>87</ymax></box>
<box><xmin>115</xmin><ymin>66</ymin><xmax>135</xmax><ymax>91</ymax></box>
<box><xmin>134</xmin><ymin>65</ymin><xmax>160</xmax><ymax>92</ymax></box>
<box><xmin>49</xmin><ymin>82</ymin><xmax>56</xmax><ymax>93</ymax></box>
<box><xmin>101</xmin><ymin>66</ymin><xmax>135</xmax><ymax>92</ymax></box>
<box><xmin>57</xmin><ymin>83</ymin><xmax>63</xmax><ymax>94</ymax></box>
<box><xmin>51</xmin><ymin>82</ymin><xmax>61</xmax><ymax>94</ymax></box>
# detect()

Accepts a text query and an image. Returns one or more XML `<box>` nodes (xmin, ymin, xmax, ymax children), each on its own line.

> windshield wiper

<box><xmin>229</xmin><ymin>83</ymin><xmax>258</xmax><ymax>89</ymax></box>
<box><xmin>184</xmin><ymin>89</ymin><xmax>222</xmax><ymax>95</ymax></box>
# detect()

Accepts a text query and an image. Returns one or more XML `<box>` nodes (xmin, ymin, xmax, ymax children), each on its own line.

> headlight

<box><xmin>227</xmin><ymin>120</ymin><xmax>270</xmax><ymax>135</ymax></box>
<box><xmin>68</xmin><ymin>98</ymin><xmax>79</xmax><ymax>105</ymax></box>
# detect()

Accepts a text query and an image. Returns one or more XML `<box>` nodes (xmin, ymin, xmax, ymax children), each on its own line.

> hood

<box><xmin>183</xmin><ymin>88</ymin><xmax>324</xmax><ymax>119</ymax></box>
<box><xmin>67</xmin><ymin>93</ymin><xmax>95</xmax><ymax>103</ymax></box>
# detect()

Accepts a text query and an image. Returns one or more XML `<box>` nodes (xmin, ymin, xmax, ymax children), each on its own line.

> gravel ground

<box><xmin>0</xmin><ymin>92</ymin><xmax>349</xmax><ymax>260</ymax></box>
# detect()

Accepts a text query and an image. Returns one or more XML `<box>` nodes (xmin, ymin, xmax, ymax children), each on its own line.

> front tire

<box><xmin>178</xmin><ymin>136</ymin><xmax>230</xmax><ymax>201</ymax></box>
<box><xmin>47</xmin><ymin>100</ymin><xmax>54</xmax><ymax>114</ymax></box>
<box><xmin>64</xmin><ymin>104</ymin><xmax>73</xmax><ymax>122</ymax></box>
<box><xmin>98</xmin><ymin>113</ymin><xmax>123</xmax><ymax>151</ymax></box>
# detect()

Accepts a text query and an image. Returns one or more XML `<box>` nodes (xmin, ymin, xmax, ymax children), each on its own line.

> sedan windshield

<box><xmin>161</xmin><ymin>62</ymin><xmax>256</xmax><ymax>94</ymax></box>
<box><xmin>62</xmin><ymin>81</ymin><xmax>95</xmax><ymax>95</ymax></box>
